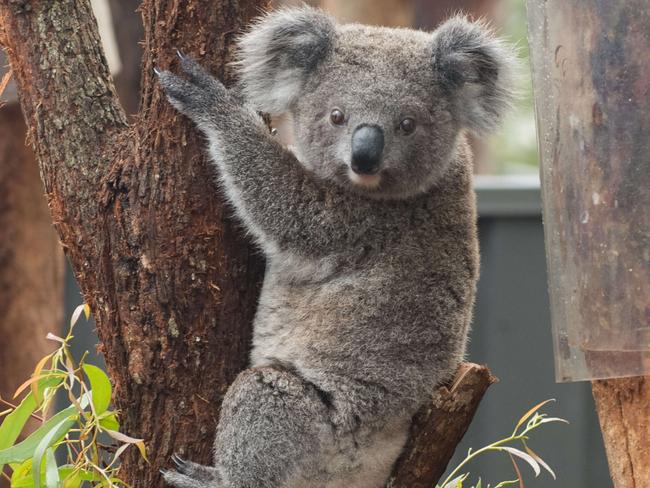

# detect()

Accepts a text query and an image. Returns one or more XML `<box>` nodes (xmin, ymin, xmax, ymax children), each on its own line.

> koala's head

<box><xmin>236</xmin><ymin>7</ymin><xmax>516</xmax><ymax>199</ymax></box>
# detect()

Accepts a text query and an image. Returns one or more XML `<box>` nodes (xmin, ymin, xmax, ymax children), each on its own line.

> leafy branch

<box><xmin>438</xmin><ymin>399</ymin><xmax>568</xmax><ymax>488</ymax></box>
<box><xmin>0</xmin><ymin>304</ymin><xmax>147</xmax><ymax>487</ymax></box>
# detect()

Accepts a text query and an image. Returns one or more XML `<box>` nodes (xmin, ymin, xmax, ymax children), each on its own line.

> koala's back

<box><xmin>250</xmin><ymin>140</ymin><xmax>478</xmax><ymax>422</ymax></box>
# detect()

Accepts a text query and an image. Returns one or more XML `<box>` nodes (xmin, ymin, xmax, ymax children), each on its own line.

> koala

<box><xmin>158</xmin><ymin>7</ymin><xmax>514</xmax><ymax>488</ymax></box>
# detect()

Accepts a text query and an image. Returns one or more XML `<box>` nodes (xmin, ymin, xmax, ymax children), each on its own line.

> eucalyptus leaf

<box><xmin>99</xmin><ymin>411</ymin><xmax>120</xmax><ymax>431</ymax></box>
<box><xmin>32</xmin><ymin>417</ymin><xmax>75</xmax><ymax>488</ymax></box>
<box><xmin>44</xmin><ymin>448</ymin><xmax>59</xmax><ymax>488</ymax></box>
<box><xmin>58</xmin><ymin>465</ymin><xmax>102</xmax><ymax>487</ymax></box>
<box><xmin>82</xmin><ymin>364</ymin><xmax>112</xmax><ymax>415</ymax></box>
<box><xmin>10</xmin><ymin>459</ymin><xmax>33</xmax><ymax>487</ymax></box>
<box><xmin>0</xmin><ymin>401</ymin><xmax>83</xmax><ymax>465</ymax></box>
<box><xmin>500</xmin><ymin>446</ymin><xmax>540</xmax><ymax>477</ymax></box>
<box><xmin>0</xmin><ymin>377</ymin><xmax>62</xmax><ymax>474</ymax></box>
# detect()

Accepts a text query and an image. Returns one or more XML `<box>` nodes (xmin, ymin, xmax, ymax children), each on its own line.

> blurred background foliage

<box><xmin>486</xmin><ymin>0</ymin><xmax>538</xmax><ymax>175</ymax></box>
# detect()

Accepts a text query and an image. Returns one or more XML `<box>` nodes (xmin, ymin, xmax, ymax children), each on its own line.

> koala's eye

<box><xmin>399</xmin><ymin>117</ymin><xmax>416</xmax><ymax>135</ymax></box>
<box><xmin>330</xmin><ymin>109</ymin><xmax>346</xmax><ymax>126</ymax></box>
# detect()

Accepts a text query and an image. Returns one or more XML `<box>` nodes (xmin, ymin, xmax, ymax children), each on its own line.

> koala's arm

<box><xmin>158</xmin><ymin>56</ymin><xmax>362</xmax><ymax>255</ymax></box>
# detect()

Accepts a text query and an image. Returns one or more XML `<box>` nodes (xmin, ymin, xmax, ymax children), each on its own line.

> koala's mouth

<box><xmin>347</xmin><ymin>167</ymin><xmax>382</xmax><ymax>189</ymax></box>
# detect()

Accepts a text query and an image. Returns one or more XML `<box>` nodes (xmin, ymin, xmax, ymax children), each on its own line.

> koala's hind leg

<box><xmin>213</xmin><ymin>368</ymin><xmax>335</xmax><ymax>487</ymax></box>
<box><xmin>164</xmin><ymin>367</ymin><xmax>335</xmax><ymax>488</ymax></box>
<box><xmin>213</xmin><ymin>367</ymin><xmax>335</xmax><ymax>488</ymax></box>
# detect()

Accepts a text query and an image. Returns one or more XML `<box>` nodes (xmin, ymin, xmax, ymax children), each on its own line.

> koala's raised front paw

<box><xmin>162</xmin><ymin>454</ymin><xmax>222</xmax><ymax>488</ymax></box>
<box><xmin>156</xmin><ymin>53</ymin><xmax>229</xmax><ymax>126</ymax></box>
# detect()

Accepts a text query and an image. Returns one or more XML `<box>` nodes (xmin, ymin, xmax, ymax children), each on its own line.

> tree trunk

<box><xmin>0</xmin><ymin>100</ymin><xmax>63</xmax><ymax>433</ymax></box>
<box><xmin>1</xmin><ymin>1</ymin><xmax>267</xmax><ymax>485</ymax></box>
<box><xmin>1</xmin><ymin>1</ymin><xmax>493</xmax><ymax>485</ymax></box>
<box><xmin>592</xmin><ymin>378</ymin><xmax>650</xmax><ymax>487</ymax></box>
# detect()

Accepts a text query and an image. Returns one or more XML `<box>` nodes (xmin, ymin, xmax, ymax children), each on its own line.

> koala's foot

<box><xmin>156</xmin><ymin>54</ymin><xmax>231</xmax><ymax>127</ymax></box>
<box><xmin>162</xmin><ymin>455</ymin><xmax>222</xmax><ymax>488</ymax></box>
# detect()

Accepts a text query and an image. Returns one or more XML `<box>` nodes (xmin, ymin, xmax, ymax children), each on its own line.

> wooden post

<box><xmin>527</xmin><ymin>1</ymin><xmax>650</xmax><ymax>485</ymax></box>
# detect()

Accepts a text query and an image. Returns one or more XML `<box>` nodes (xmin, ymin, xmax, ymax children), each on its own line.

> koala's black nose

<box><xmin>351</xmin><ymin>125</ymin><xmax>384</xmax><ymax>175</ymax></box>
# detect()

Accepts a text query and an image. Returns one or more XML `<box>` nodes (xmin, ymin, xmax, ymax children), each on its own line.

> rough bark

<box><xmin>1</xmin><ymin>1</ymin><xmax>493</xmax><ymax>485</ymax></box>
<box><xmin>387</xmin><ymin>364</ymin><xmax>497</xmax><ymax>488</ymax></box>
<box><xmin>1</xmin><ymin>1</ymin><xmax>266</xmax><ymax>485</ymax></box>
<box><xmin>592</xmin><ymin>378</ymin><xmax>650</xmax><ymax>487</ymax></box>
<box><xmin>0</xmin><ymin>101</ymin><xmax>63</xmax><ymax>431</ymax></box>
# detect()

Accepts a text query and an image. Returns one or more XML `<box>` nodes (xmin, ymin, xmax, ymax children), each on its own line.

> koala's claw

<box><xmin>176</xmin><ymin>49</ymin><xmax>186</xmax><ymax>60</ymax></box>
<box><xmin>171</xmin><ymin>453</ymin><xmax>188</xmax><ymax>470</ymax></box>
<box><xmin>157</xmin><ymin>54</ymin><xmax>230</xmax><ymax>124</ymax></box>
<box><xmin>177</xmin><ymin>55</ymin><xmax>223</xmax><ymax>94</ymax></box>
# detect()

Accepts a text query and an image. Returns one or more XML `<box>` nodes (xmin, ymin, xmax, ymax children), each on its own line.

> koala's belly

<box><xmin>249</xmin><ymin>252</ymin><xmax>381</xmax><ymax>369</ymax></box>
<box><xmin>249</xmin><ymin>249</ymin><xmax>469</xmax><ymax>403</ymax></box>
<box><xmin>292</xmin><ymin>418</ymin><xmax>410</xmax><ymax>488</ymax></box>
<box><xmin>250</xmin><ymin>271</ymin><xmax>346</xmax><ymax>368</ymax></box>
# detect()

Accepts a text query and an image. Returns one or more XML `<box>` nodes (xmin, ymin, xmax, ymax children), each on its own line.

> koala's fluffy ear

<box><xmin>432</xmin><ymin>16</ymin><xmax>516</xmax><ymax>135</ymax></box>
<box><xmin>235</xmin><ymin>7</ymin><xmax>336</xmax><ymax>114</ymax></box>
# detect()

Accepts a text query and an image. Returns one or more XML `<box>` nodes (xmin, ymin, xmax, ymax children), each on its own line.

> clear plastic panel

<box><xmin>527</xmin><ymin>1</ymin><xmax>650</xmax><ymax>382</ymax></box>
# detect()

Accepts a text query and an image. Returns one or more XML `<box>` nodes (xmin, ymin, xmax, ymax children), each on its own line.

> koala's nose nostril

<box><xmin>351</xmin><ymin>125</ymin><xmax>384</xmax><ymax>175</ymax></box>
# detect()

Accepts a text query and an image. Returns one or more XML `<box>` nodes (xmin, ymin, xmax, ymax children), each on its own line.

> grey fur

<box><xmin>158</xmin><ymin>7</ymin><xmax>515</xmax><ymax>488</ymax></box>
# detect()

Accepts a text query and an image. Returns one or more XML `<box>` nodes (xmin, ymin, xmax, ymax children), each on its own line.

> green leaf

<box><xmin>82</xmin><ymin>364</ymin><xmax>112</xmax><ymax>415</ymax></box>
<box><xmin>11</xmin><ymin>476</ymin><xmax>36</xmax><ymax>488</ymax></box>
<box><xmin>440</xmin><ymin>474</ymin><xmax>469</xmax><ymax>488</ymax></box>
<box><xmin>0</xmin><ymin>377</ymin><xmax>62</xmax><ymax>474</ymax></box>
<box><xmin>44</xmin><ymin>448</ymin><xmax>59</xmax><ymax>488</ymax></box>
<box><xmin>10</xmin><ymin>459</ymin><xmax>34</xmax><ymax>487</ymax></box>
<box><xmin>493</xmin><ymin>480</ymin><xmax>520</xmax><ymax>488</ymax></box>
<box><xmin>58</xmin><ymin>465</ymin><xmax>102</xmax><ymax>487</ymax></box>
<box><xmin>0</xmin><ymin>405</ymin><xmax>78</xmax><ymax>465</ymax></box>
<box><xmin>98</xmin><ymin>411</ymin><xmax>120</xmax><ymax>431</ymax></box>
<box><xmin>0</xmin><ymin>377</ymin><xmax>62</xmax><ymax>450</ymax></box>
<box><xmin>32</xmin><ymin>416</ymin><xmax>76</xmax><ymax>488</ymax></box>
<box><xmin>32</xmin><ymin>417</ymin><xmax>74</xmax><ymax>488</ymax></box>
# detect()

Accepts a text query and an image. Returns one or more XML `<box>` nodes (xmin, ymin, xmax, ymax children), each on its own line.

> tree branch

<box><xmin>388</xmin><ymin>363</ymin><xmax>497</xmax><ymax>487</ymax></box>
<box><xmin>1</xmin><ymin>0</ymin><xmax>127</xmax><ymax>281</ymax></box>
<box><xmin>0</xmin><ymin>1</ymin><xmax>127</xmax><ymax>192</ymax></box>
